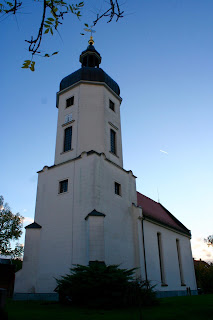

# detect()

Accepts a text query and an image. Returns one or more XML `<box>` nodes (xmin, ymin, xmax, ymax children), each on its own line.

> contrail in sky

<box><xmin>160</xmin><ymin>150</ymin><xmax>168</xmax><ymax>154</ymax></box>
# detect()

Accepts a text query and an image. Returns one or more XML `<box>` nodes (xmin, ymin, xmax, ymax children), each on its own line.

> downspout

<box><xmin>141</xmin><ymin>217</ymin><xmax>148</xmax><ymax>285</ymax></box>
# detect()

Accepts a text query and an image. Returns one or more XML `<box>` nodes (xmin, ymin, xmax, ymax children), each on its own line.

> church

<box><xmin>14</xmin><ymin>37</ymin><xmax>197</xmax><ymax>299</ymax></box>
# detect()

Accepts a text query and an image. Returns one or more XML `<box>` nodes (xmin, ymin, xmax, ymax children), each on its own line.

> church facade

<box><xmin>14</xmin><ymin>38</ymin><xmax>197</xmax><ymax>299</ymax></box>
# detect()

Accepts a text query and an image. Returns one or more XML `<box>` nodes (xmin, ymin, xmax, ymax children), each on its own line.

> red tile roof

<box><xmin>137</xmin><ymin>192</ymin><xmax>190</xmax><ymax>236</ymax></box>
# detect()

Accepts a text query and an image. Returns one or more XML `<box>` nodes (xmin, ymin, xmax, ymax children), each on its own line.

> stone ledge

<box><xmin>156</xmin><ymin>290</ymin><xmax>198</xmax><ymax>298</ymax></box>
<box><xmin>13</xmin><ymin>293</ymin><xmax>59</xmax><ymax>301</ymax></box>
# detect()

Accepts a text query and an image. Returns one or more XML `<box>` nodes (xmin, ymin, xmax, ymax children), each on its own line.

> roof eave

<box><xmin>56</xmin><ymin>80</ymin><xmax>122</xmax><ymax>108</ymax></box>
<box><xmin>143</xmin><ymin>215</ymin><xmax>191</xmax><ymax>238</ymax></box>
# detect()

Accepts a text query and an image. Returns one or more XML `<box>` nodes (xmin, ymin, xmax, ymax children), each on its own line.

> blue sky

<box><xmin>1</xmin><ymin>0</ymin><xmax>213</xmax><ymax>261</ymax></box>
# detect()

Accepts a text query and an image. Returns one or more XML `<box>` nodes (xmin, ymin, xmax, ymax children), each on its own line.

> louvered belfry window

<box><xmin>110</xmin><ymin>129</ymin><xmax>116</xmax><ymax>155</ymax></box>
<box><xmin>64</xmin><ymin>127</ymin><xmax>72</xmax><ymax>152</ymax></box>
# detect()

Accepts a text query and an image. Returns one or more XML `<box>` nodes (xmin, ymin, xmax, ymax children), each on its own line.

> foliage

<box><xmin>55</xmin><ymin>262</ymin><xmax>157</xmax><ymax>308</ymax></box>
<box><xmin>194</xmin><ymin>260</ymin><xmax>213</xmax><ymax>294</ymax></box>
<box><xmin>0</xmin><ymin>0</ymin><xmax>123</xmax><ymax>71</ymax></box>
<box><xmin>204</xmin><ymin>235</ymin><xmax>213</xmax><ymax>247</ymax></box>
<box><xmin>125</xmin><ymin>278</ymin><xmax>157</xmax><ymax>307</ymax></box>
<box><xmin>0</xmin><ymin>196</ymin><xmax>23</xmax><ymax>258</ymax></box>
<box><xmin>12</xmin><ymin>258</ymin><xmax>23</xmax><ymax>272</ymax></box>
<box><xmin>0</xmin><ymin>308</ymin><xmax>8</xmax><ymax>320</ymax></box>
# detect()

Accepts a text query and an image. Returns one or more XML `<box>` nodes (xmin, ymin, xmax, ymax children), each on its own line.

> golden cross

<box><xmin>84</xmin><ymin>27</ymin><xmax>96</xmax><ymax>45</ymax></box>
<box><xmin>84</xmin><ymin>27</ymin><xmax>96</xmax><ymax>37</ymax></box>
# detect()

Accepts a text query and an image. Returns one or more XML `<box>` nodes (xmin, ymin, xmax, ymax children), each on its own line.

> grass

<box><xmin>6</xmin><ymin>294</ymin><xmax>213</xmax><ymax>320</ymax></box>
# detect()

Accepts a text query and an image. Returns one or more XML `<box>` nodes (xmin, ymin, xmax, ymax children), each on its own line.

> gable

<box><xmin>137</xmin><ymin>192</ymin><xmax>190</xmax><ymax>236</ymax></box>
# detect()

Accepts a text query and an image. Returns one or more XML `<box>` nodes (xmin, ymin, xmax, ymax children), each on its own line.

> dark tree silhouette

<box><xmin>205</xmin><ymin>235</ymin><xmax>213</xmax><ymax>247</ymax></box>
<box><xmin>0</xmin><ymin>196</ymin><xmax>23</xmax><ymax>258</ymax></box>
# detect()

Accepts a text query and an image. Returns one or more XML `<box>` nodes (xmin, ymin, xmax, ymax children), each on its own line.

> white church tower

<box><xmin>14</xmin><ymin>38</ymin><xmax>197</xmax><ymax>299</ymax></box>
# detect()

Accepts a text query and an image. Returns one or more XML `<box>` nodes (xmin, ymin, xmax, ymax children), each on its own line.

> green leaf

<box><xmin>22</xmin><ymin>60</ymin><xmax>32</xmax><ymax>69</ymax></box>
<box><xmin>47</xmin><ymin>17</ymin><xmax>54</xmax><ymax>21</ymax></box>
<box><xmin>84</xmin><ymin>23</ymin><xmax>88</xmax><ymax>27</ymax></box>
<box><xmin>50</xmin><ymin>28</ymin><xmax>53</xmax><ymax>35</ymax></box>
<box><xmin>44</xmin><ymin>54</ymin><xmax>50</xmax><ymax>57</ymax></box>
<box><xmin>52</xmin><ymin>51</ymin><xmax>59</xmax><ymax>55</ymax></box>
<box><xmin>52</xmin><ymin>7</ymin><xmax>58</xmax><ymax>12</ymax></box>
<box><xmin>30</xmin><ymin>61</ymin><xmax>35</xmax><ymax>72</ymax></box>
<box><xmin>44</xmin><ymin>29</ymin><xmax>49</xmax><ymax>34</ymax></box>
<box><xmin>22</xmin><ymin>60</ymin><xmax>31</xmax><ymax>68</ymax></box>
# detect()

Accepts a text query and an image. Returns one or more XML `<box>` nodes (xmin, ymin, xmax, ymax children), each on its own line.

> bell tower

<box><xmin>54</xmin><ymin>38</ymin><xmax>123</xmax><ymax>167</ymax></box>
<box><xmin>15</xmin><ymin>38</ymin><xmax>139</xmax><ymax>296</ymax></box>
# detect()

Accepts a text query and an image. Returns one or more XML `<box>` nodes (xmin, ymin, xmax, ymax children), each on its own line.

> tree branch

<box><xmin>25</xmin><ymin>0</ymin><xmax>47</xmax><ymax>55</ymax></box>
<box><xmin>1</xmin><ymin>0</ymin><xmax>123</xmax><ymax>70</ymax></box>
<box><xmin>3</xmin><ymin>0</ymin><xmax>22</xmax><ymax>15</ymax></box>
<box><xmin>93</xmin><ymin>0</ymin><xmax>124</xmax><ymax>26</ymax></box>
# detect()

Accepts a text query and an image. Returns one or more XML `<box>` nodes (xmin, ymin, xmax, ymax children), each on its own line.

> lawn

<box><xmin>6</xmin><ymin>294</ymin><xmax>213</xmax><ymax>320</ymax></box>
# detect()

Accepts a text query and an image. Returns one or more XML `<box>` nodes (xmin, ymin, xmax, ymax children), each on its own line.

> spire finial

<box><xmin>89</xmin><ymin>36</ymin><xmax>94</xmax><ymax>45</ymax></box>
<box><xmin>84</xmin><ymin>26</ymin><xmax>96</xmax><ymax>45</ymax></box>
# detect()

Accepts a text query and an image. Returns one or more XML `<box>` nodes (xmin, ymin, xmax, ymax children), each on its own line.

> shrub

<box><xmin>55</xmin><ymin>262</ymin><xmax>157</xmax><ymax>308</ymax></box>
<box><xmin>194</xmin><ymin>261</ymin><xmax>213</xmax><ymax>294</ymax></box>
<box><xmin>125</xmin><ymin>278</ymin><xmax>157</xmax><ymax>307</ymax></box>
<box><xmin>0</xmin><ymin>307</ymin><xmax>8</xmax><ymax>320</ymax></box>
<box><xmin>12</xmin><ymin>258</ymin><xmax>23</xmax><ymax>272</ymax></box>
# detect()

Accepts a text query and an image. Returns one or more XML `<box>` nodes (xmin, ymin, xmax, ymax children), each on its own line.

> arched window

<box><xmin>176</xmin><ymin>239</ymin><xmax>185</xmax><ymax>285</ymax></box>
<box><xmin>157</xmin><ymin>233</ymin><xmax>166</xmax><ymax>285</ymax></box>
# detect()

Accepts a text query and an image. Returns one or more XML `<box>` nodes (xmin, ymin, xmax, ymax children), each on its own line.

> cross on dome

<box><xmin>84</xmin><ymin>26</ymin><xmax>96</xmax><ymax>45</ymax></box>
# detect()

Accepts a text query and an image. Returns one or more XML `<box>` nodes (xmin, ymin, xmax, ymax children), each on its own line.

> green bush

<box><xmin>12</xmin><ymin>259</ymin><xmax>23</xmax><ymax>272</ymax></box>
<box><xmin>195</xmin><ymin>261</ymin><xmax>213</xmax><ymax>294</ymax></box>
<box><xmin>55</xmin><ymin>262</ymin><xmax>157</xmax><ymax>308</ymax></box>
<box><xmin>125</xmin><ymin>278</ymin><xmax>157</xmax><ymax>307</ymax></box>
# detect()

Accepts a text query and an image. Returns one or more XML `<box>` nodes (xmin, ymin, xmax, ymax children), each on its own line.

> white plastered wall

<box><xmin>15</xmin><ymin>151</ymin><xmax>139</xmax><ymax>293</ymax></box>
<box><xmin>91</xmin><ymin>154</ymin><xmax>138</xmax><ymax>270</ymax></box>
<box><xmin>14</xmin><ymin>228</ymin><xmax>41</xmax><ymax>293</ymax></box>
<box><xmin>87</xmin><ymin>216</ymin><xmax>105</xmax><ymax>262</ymax></box>
<box><xmin>14</xmin><ymin>152</ymin><xmax>197</xmax><ymax>294</ymax></box>
<box><xmin>55</xmin><ymin>82</ymin><xmax>123</xmax><ymax>167</ymax></box>
<box><xmin>143</xmin><ymin>219</ymin><xmax>197</xmax><ymax>292</ymax></box>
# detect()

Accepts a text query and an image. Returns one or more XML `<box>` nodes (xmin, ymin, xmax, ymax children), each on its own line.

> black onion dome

<box><xmin>60</xmin><ymin>67</ymin><xmax>120</xmax><ymax>96</ymax></box>
<box><xmin>59</xmin><ymin>39</ymin><xmax>120</xmax><ymax>96</ymax></box>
